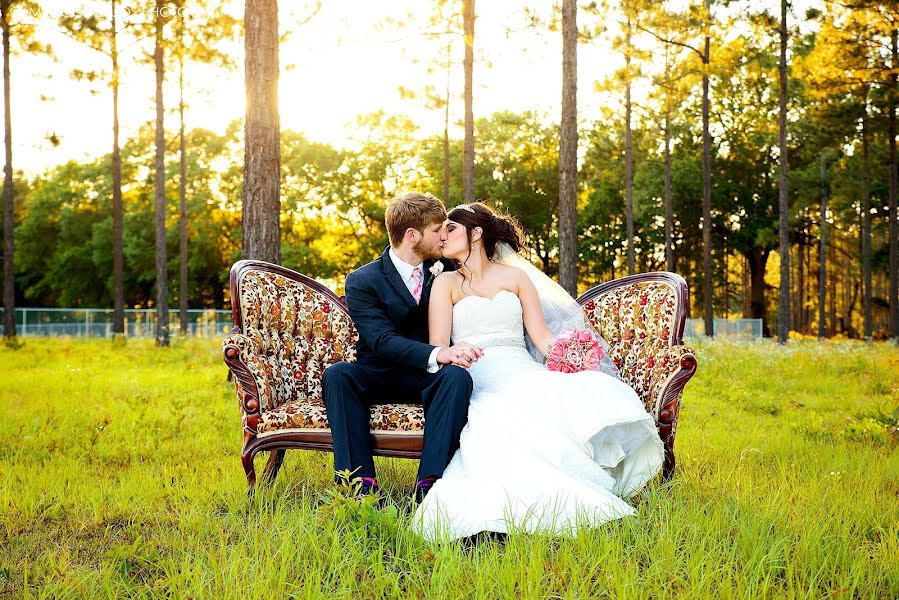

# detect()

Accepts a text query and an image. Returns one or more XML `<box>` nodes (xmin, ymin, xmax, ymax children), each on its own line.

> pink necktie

<box><xmin>411</xmin><ymin>267</ymin><xmax>423</xmax><ymax>303</ymax></box>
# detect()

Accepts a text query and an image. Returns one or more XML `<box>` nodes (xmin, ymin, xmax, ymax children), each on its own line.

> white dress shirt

<box><xmin>388</xmin><ymin>247</ymin><xmax>443</xmax><ymax>372</ymax></box>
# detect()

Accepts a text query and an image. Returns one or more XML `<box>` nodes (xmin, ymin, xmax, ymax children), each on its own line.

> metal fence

<box><xmin>0</xmin><ymin>308</ymin><xmax>762</xmax><ymax>341</ymax></box>
<box><xmin>684</xmin><ymin>318</ymin><xmax>763</xmax><ymax>340</ymax></box>
<box><xmin>0</xmin><ymin>308</ymin><xmax>233</xmax><ymax>338</ymax></box>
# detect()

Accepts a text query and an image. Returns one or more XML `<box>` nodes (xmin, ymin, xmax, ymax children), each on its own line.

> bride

<box><xmin>412</xmin><ymin>202</ymin><xmax>664</xmax><ymax>541</ymax></box>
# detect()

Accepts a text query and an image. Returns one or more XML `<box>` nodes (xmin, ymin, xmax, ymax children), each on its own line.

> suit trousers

<box><xmin>322</xmin><ymin>361</ymin><xmax>473</xmax><ymax>483</ymax></box>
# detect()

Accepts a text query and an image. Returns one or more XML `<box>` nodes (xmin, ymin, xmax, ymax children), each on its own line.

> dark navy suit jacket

<box><xmin>344</xmin><ymin>247</ymin><xmax>454</xmax><ymax>374</ymax></box>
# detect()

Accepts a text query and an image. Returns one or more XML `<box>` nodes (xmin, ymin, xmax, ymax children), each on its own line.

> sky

<box><xmin>9</xmin><ymin>0</ymin><xmax>817</xmax><ymax>176</ymax></box>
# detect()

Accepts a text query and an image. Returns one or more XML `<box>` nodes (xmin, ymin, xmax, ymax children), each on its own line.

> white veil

<box><xmin>493</xmin><ymin>242</ymin><xmax>619</xmax><ymax>378</ymax></box>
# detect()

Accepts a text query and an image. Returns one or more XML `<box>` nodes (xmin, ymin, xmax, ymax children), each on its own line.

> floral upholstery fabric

<box><xmin>257</xmin><ymin>399</ymin><xmax>425</xmax><ymax>435</ymax></box>
<box><xmin>224</xmin><ymin>267</ymin><xmax>428</xmax><ymax>437</ymax></box>
<box><xmin>231</xmin><ymin>270</ymin><xmax>358</xmax><ymax>413</ymax></box>
<box><xmin>225</xmin><ymin>266</ymin><xmax>694</xmax><ymax>437</ymax></box>
<box><xmin>581</xmin><ymin>281</ymin><xmax>694</xmax><ymax>414</ymax></box>
<box><xmin>646</xmin><ymin>345</ymin><xmax>694</xmax><ymax>417</ymax></box>
<box><xmin>223</xmin><ymin>332</ymin><xmax>273</xmax><ymax>415</ymax></box>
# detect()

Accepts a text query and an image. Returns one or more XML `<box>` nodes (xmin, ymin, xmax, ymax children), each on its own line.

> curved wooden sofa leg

<box><xmin>242</xmin><ymin>449</ymin><xmax>257</xmax><ymax>497</ymax></box>
<box><xmin>662</xmin><ymin>437</ymin><xmax>676</xmax><ymax>482</ymax></box>
<box><xmin>262</xmin><ymin>449</ymin><xmax>286</xmax><ymax>486</ymax></box>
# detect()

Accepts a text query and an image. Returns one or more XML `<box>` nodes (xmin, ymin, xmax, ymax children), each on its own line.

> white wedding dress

<box><xmin>412</xmin><ymin>290</ymin><xmax>664</xmax><ymax>541</ymax></box>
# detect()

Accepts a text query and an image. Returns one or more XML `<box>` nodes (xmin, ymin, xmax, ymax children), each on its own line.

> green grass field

<box><xmin>1</xmin><ymin>337</ymin><xmax>897</xmax><ymax>598</ymax></box>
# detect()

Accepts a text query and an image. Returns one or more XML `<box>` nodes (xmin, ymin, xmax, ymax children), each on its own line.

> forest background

<box><xmin>2</xmin><ymin>0</ymin><xmax>898</xmax><ymax>342</ymax></box>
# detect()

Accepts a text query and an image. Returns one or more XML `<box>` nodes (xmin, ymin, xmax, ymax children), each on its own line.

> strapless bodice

<box><xmin>451</xmin><ymin>289</ymin><xmax>525</xmax><ymax>346</ymax></box>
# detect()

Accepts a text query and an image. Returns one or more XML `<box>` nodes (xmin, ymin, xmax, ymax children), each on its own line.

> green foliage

<box><xmin>5</xmin><ymin>0</ymin><xmax>899</xmax><ymax>340</ymax></box>
<box><xmin>474</xmin><ymin>112</ymin><xmax>560</xmax><ymax>272</ymax></box>
<box><xmin>14</xmin><ymin>124</ymin><xmax>240</xmax><ymax>308</ymax></box>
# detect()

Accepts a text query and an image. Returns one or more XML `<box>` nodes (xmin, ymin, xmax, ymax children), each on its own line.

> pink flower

<box><xmin>548</xmin><ymin>343</ymin><xmax>566</xmax><ymax>361</ymax></box>
<box><xmin>583</xmin><ymin>348</ymin><xmax>601</xmax><ymax>370</ymax></box>
<box><xmin>575</xmin><ymin>329</ymin><xmax>595</xmax><ymax>344</ymax></box>
<box><xmin>545</xmin><ymin>328</ymin><xmax>606</xmax><ymax>374</ymax></box>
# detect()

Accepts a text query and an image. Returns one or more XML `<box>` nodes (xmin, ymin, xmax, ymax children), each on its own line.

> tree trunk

<box><xmin>111</xmin><ymin>0</ymin><xmax>124</xmax><ymax>339</ymax></box>
<box><xmin>746</xmin><ymin>247</ymin><xmax>770</xmax><ymax>336</ymax></box>
<box><xmin>462</xmin><ymin>0</ymin><xmax>475</xmax><ymax>203</ymax></box>
<box><xmin>845</xmin><ymin>248</ymin><xmax>858</xmax><ymax>338</ymax></box>
<box><xmin>818</xmin><ymin>159</ymin><xmax>827</xmax><ymax>340</ymax></box>
<box><xmin>1</xmin><ymin>3</ymin><xmax>14</xmax><ymax>339</ymax></box>
<box><xmin>890</xmin><ymin>30</ymin><xmax>899</xmax><ymax>342</ymax></box>
<box><xmin>804</xmin><ymin>229</ymin><xmax>810</xmax><ymax>332</ymax></box>
<box><xmin>742</xmin><ymin>253</ymin><xmax>749</xmax><ymax>318</ymax></box>
<box><xmin>861</xmin><ymin>90</ymin><xmax>872</xmax><ymax>342</ymax></box>
<box><xmin>776</xmin><ymin>0</ymin><xmax>789</xmax><ymax>344</ymax></box>
<box><xmin>664</xmin><ymin>109</ymin><xmax>673</xmax><ymax>272</ymax></box>
<box><xmin>796</xmin><ymin>234</ymin><xmax>804</xmax><ymax>332</ymax></box>
<box><xmin>723</xmin><ymin>239</ymin><xmax>729</xmax><ymax>318</ymax></box>
<box><xmin>244</xmin><ymin>0</ymin><xmax>281</xmax><ymax>263</ymax></box>
<box><xmin>625</xmin><ymin>18</ymin><xmax>635</xmax><ymax>277</ymax></box>
<box><xmin>829</xmin><ymin>238</ymin><xmax>836</xmax><ymax>336</ymax></box>
<box><xmin>178</xmin><ymin>28</ymin><xmax>188</xmax><ymax>336</ymax></box>
<box><xmin>558</xmin><ymin>0</ymin><xmax>577</xmax><ymax>297</ymax></box>
<box><xmin>213</xmin><ymin>275</ymin><xmax>224</xmax><ymax>309</ymax></box>
<box><xmin>701</xmin><ymin>0</ymin><xmax>712</xmax><ymax>337</ymax></box>
<box><xmin>443</xmin><ymin>41</ymin><xmax>450</xmax><ymax>204</ymax></box>
<box><xmin>154</xmin><ymin>2</ymin><xmax>169</xmax><ymax>347</ymax></box>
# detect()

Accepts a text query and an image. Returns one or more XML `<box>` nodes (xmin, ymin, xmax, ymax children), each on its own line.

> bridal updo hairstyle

<box><xmin>446</xmin><ymin>201</ymin><xmax>524</xmax><ymax>263</ymax></box>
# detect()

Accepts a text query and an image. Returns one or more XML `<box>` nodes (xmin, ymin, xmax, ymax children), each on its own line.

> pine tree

<box><xmin>559</xmin><ymin>0</ymin><xmax>578</xmax><ymax>296</ymax></box>
<box><xmin>244</xmin><ymin>0</ymin><xmax>281</xmax><ymax>263</ymax></box>
<box><xmin>1</xmin><ymin>0</ymin><xmax>44</xmax><ymax>341</ymax></box>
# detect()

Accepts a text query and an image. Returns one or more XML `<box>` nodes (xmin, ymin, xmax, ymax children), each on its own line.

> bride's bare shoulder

<box><xmin>489</xmin><ymin>263</ymin><xmax>531</xmax><ymax>296</ymax></box>
<box><xmin>493</xmin><ymin>262</ymin><xmax>528</xmax><ymax>281</ymax></box>
<box><xmin>433</xmin><ymin>270</ymin><xmax>462</xmax><ymax>289</ymax></box>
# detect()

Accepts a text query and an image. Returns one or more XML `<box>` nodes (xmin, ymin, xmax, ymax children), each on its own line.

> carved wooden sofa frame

<box><xmin>223</xmin><ymin>260</ymin><xmax>698</xmax><ymax>493</ymax></box>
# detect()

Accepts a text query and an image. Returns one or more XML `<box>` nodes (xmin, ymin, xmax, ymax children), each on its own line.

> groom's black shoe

<box><xmin>357</xmin><ymin>477</ymin><xmax>389</xmax><ymax>508</ymax></box>
<box><xmin>415</xmin><ymin>476</ymin><xmax>438</xmax><ymax>504</ymax></box>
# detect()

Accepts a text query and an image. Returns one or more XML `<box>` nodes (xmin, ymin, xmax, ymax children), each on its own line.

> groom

<box><xmin>323</xmin><ymin>192</ymin><xmax>483</xmax><ymax>502</ymax></box>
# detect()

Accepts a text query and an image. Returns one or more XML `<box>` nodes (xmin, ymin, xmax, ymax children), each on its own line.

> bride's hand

<box><xmin>438</xmin><ymin>342</ymin><xmax>484</xmax><ymax>368</ymax></box>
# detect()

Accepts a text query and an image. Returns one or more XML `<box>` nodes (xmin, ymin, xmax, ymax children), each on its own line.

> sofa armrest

<box><xmin>641</xmin><ymin>344</ymin><xmax>697</xmax><ymax>480</ymax></box>
<box><xmin>223</xmin><ymin>333</ymin><xmax>274</xmax><ymax>436</ymax></box>
<box><xmin>647</xmin><ymin>345</ymin><xmax>697</xmax><ymax>420</ymax></box>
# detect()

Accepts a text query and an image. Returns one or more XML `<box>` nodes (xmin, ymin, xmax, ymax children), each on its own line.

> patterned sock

<box><xmin>416</xmin><ymin>475</ymin><xmax>437</xmax><ymax>489</ymax></box>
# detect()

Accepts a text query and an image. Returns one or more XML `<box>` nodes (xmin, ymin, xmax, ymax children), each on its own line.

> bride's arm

<box><xmin>516</xmin><ymin>270</ymin><xmax>554</xmax><ymax>356</ymax></box>
<box><xmin>428</xmin><ymin>273</ymin><xmax>454</xmax><ymax>348</ymax></box>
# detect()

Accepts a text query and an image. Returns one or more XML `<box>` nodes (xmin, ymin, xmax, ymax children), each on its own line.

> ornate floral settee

<box><xmin>223</xmin><ymin>260</ymin><xmax>698</xmax><ymax>492</ymax></box>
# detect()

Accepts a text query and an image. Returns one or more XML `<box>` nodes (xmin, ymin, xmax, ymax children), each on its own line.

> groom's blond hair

<box><xmin>385</xmin><ymin>192</ymin><xmax>447</xmax><ymax>248</ymax></box>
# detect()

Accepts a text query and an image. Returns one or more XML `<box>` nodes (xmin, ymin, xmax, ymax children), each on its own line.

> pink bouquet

<box><xmin>544</xmin><ymin>328</ymin><xmax>604</xmax><ymax>373</ymax></box>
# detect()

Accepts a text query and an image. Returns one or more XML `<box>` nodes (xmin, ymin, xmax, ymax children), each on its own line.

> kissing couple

<box><xmin>322</xmin><ymin>192</ymin><xmax>664</xmax><ymax>541</ymax></box>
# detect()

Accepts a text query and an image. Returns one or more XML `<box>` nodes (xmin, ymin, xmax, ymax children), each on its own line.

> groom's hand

<box><xmin>437</xmin><ymin>342</ymin><xmax>484</xmax><ymax>368</ymax></box>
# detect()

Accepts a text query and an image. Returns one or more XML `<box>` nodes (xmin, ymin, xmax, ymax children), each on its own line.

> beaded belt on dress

<box><xmin>472</xmin><ymin>337</ymin><xmax>526</xmax><ymax>349</ymax></box>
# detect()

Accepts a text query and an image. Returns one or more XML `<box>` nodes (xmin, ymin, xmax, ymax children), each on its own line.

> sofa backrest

<box><xmin>230</xmin><ymin>262</ymin><xmax>689</xmax><ymax>414</ymax></box>
<box><xmin>230</xmin><ymin>261</ymin><xmax>358</xmax><ymax>409</ymax></box>
<box><xmin>577</xmin><ymin>273</ymin><xmax>689</xmax><ymax>411</ymax></box>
